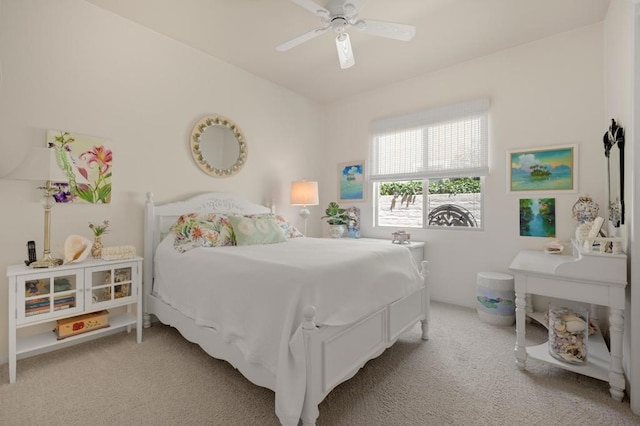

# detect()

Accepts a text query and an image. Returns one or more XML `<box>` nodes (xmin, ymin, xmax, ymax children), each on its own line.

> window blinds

<box><xmin>370</xmin><ymin>99</ymin><xmax>490</xmax><ymax>181</ymax></box>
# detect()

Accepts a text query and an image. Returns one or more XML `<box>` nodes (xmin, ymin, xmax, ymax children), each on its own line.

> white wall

<box><xmin>0</xmin><ymin>0</ymin><xmax>325</xmax><ymax>360</ymax></box>
<box><xmin>604</xmin><ymin>0</ymin><xmax>638</xmax><ymax>414</ymax></box>
<box><xmin>323</xmin><ymin>25</ymin><xmax>606</xmax><ymax>307</ymax></box>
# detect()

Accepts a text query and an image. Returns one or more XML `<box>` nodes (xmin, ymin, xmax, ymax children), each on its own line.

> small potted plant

<box><xmin>321</xmin><ymin>202</ymin><xmax>351</xmax><ymax>238</ymax></box>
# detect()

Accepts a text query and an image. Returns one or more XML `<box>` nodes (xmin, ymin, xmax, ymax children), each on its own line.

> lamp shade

<box><xmin>291</xmin><ymin>180</ymin><xmax>319</xmax><ymax>206</ymax></box>
<box><xmin>5</xmin><ymin>147</ymin><xmax>68</xmax><ymax>183</ymax></box>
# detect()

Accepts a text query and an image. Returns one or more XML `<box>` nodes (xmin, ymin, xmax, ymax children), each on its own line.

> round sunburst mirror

<box><xmin>190</xmin><ymin>115</ymin><xmax>248</xmax><ymax>177</ymax></box>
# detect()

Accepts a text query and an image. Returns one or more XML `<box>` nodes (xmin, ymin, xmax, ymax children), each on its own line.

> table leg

<box><xmin>515</xmin><ymin>290</ymin><xmax>527</xmax><ymax>369</ymax></box>
<box><xmin>608</xmin><ymin>308</ymin><xmax>625</xmax><ymax>401</ymax></box>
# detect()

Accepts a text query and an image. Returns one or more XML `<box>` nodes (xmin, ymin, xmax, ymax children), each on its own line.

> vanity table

<box><xmin>509</xmin><ymin>242</ymin><xmax>627</xmax><ymax>401</ymax></box>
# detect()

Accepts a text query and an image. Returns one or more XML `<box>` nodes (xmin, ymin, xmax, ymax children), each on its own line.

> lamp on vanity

<box><xmin>290</xmin><ymin>179</ymin><xmax>319</xmax><ymax>236</ymax></box>
<box><xmin>5</xmin><ymin>147</ymin><xmax>68</xmax><ymax>268</ymax></box>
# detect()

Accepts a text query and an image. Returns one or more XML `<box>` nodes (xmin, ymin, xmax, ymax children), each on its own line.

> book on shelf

<box><xmin>26</xmin><ymin>296</ymin><xmax>75</xmax><ymax>309</ymax></box>
<box><xmin>25</xmin><ymin>306</ymin><xmax>50</xmax><ymax>316</ymax></box>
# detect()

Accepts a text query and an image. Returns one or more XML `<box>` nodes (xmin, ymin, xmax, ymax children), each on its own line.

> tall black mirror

<box><xmin>603</xmin><ymin>119</ymin><xmax>625</xmax><ymax>227</ymax></box>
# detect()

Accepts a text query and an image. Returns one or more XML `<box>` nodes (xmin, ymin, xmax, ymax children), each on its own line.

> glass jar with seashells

<box><xmin>548</xmin><ymin>302</ymin><xmax>589</xmax><ymax>364</ymax></box>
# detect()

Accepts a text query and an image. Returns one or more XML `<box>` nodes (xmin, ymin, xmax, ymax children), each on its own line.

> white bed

<box><xmin>143</xmin><ymin>192</ymin><xmax>429</xmax><ymax>425</ymax></box>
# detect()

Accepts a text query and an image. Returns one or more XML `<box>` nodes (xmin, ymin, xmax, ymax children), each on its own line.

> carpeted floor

<box><xmin>0</xmin><ymin>302</ymin><xmax>638</xmax><ymax>425</ymax></box>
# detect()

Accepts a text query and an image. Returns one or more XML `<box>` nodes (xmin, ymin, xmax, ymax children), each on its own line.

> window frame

<box><xmin>373</xmin><ymin>177</ymin><xmax>485</xmax><ymax>231</ymax></box>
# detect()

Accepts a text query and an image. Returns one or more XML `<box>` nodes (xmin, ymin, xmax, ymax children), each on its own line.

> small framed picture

<box><xmin>338</xmin><ymin>161</ymin><xmax>365</xmax><ymax>202</ymax></box>
<box><xmin>507</xmin><ymin>144</ymin><xmax>578</xmax><ymax>193</ymax></box>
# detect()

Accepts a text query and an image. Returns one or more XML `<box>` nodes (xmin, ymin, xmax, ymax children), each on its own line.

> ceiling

<box><xmin>85</xmin><ymin>0</ymin><xmax>611</xmax><ymax>104</ymax></box>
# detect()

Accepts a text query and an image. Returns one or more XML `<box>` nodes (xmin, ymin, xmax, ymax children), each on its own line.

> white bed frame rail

<box><xmin>143</xmin><ymin>191</ymin><xmax>429</xmax><ymax>425</ymax></box>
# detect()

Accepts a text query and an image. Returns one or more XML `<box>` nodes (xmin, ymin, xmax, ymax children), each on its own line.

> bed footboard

<box><xmin>300</xmin><ymin>261</ymin><xmax>429</xmax><ymax>425</ymax></box>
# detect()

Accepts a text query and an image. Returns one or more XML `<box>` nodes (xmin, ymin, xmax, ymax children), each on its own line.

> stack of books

<box><xmin>25</xmin><ymin>296</ymin><xmax>75</xmax><ymax>317</ymax></box>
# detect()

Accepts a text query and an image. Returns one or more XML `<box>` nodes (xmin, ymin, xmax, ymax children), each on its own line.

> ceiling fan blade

<box><xmin>343</xmin><ymin>0</ymin><xmax>369</xmax><ymax>17</ymax></box>
<box><xmin>335</xmin><ymin>33</ymin><xmax>355</xmax><ymax>69</ymax></box>
<box><xmin>291</xmin><ymin>0</ymin><xmax>330</xmax><ymax>17</ymax></box>
<box><xmin>356</xmin><ymin>19</ymin><xmax>416</xmax><ymax>41</ymax></box>
<box><xmin>276</xmin><ymin>27</ymin><xmax>330</xmax><ymax>52</ymax></box>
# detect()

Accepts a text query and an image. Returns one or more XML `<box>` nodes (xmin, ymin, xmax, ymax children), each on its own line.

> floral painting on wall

<box><xmin>47</xmin><ymin>130</ymin><xmax>112</xmax><ymax>204</ymax></box>
<box><xmin>519</xmin><ymin>198</ymin><xmax>555</xmax><ymax>237</ymax></box>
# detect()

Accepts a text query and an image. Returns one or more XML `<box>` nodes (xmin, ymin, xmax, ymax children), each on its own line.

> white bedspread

<box><xmin>153</xmin><ymin>236</ymin><xmax>424</xmax><ymax>425</ymax></box>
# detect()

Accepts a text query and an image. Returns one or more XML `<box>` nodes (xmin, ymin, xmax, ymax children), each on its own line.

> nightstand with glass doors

<box><xmin>5</xmin><ymin>257</ymin><xmax>143</xmax><ymax>383</ymax></box>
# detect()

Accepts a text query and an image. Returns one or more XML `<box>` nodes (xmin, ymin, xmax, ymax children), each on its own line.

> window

<box><xmin>370</xmin><ymin>99</ymin><xmax>489</xmax><ymax>229</ymax></box>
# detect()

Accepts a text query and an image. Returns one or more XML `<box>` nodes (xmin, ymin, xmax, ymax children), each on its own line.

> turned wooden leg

<box><xmin>421</xmin><ymin>319</ymin><xmax>429</xmax><ymax>340</ymax></box>
<box><xmin>300</xmin><ymin>404</ymin><xmax>319</xmax><ymax>426</ymax></box>
<box><xmin>514</xmin><ymin>290</ymin><xmax>527</xmax><ymax>370</ymax></box>
<box><xmin>608</xmin><ymin>308</ymin><xmax>625</xmax><ymax>401</ymax></box>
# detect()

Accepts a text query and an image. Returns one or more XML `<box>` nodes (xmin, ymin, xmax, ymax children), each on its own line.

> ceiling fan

<box><xmin>276</xmin><ymin>0</ymin><xmax>416</xmax><ymax>69</ymax></box>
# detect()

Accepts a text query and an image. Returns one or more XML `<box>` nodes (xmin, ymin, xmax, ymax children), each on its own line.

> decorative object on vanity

<box><xmin>290</xmin><ymin>179</ymin><xmax>319</xmax><ymax>235</ymax></box>
<box><xmin>190</xmin><ymin>115</ymin><xmax>247</xmax><ymax>178</ymax></box>
<box><xmin>100</xmin><ymin>245</ymin><xmax>136</xmax><ymax>261</ymax></box>
<box><xmin>4</xmin><ymin>147</ymin><xmax>69</xmax><ymax>268</ymax></box>
<box><xmin>507</xmin><ymin>144</ymin><xmax>577</xmax><ymax>193</ymax></box>
<box><xmin>519</xmin><ymin>198</ymin><xmax>555</xmax><ymax>238</ymax></box>
<box><xmin>338</xmin><ymin>160</ymin><xmax>365</xmax><ymax>201</ymax></box>
<box><xmin>46</xmin><ymin>130</ymin><xmax>112</xmax><ymax>204</ymax></box>
<box><xmin>322</xmin><ymin>201</ymin><xmax>351</xmax><ymax>238</ymax></box>
<box><xmin>602</xmin><ymin>119</ymin><xmax>625</xmax><ymax>226</ymax></box>
<box><xmin>392</xmin><ymin>230</ymin><xmax>411</xmax><ymax>244</ymax></box>
<box><xmin>63</xmin><ymin>235</ymin><xmax>92</xmax><ymax>264</ymax></box>
<box><xmin>548</xmin><ymin>302</ymin><xmax>589</xmax><ymax>364</ymax></box>
<box><xmin>543</xmin><ymin>239</ymin><xmax>564</xmax><ymax>254</ymax></box>
<box><xmin>89</xmin><ymin>220</ymin><xmax>110</xmax><ymax>258</ymax></box>
<box><xmin>276</xmin><ymin>0</ymin><xmax>415</xmax><ymax>69</ymax></box>
<box><xmin>571</xmin><ymin>195</ymin><xmax>599</xmax><ymax>223</ymax></box>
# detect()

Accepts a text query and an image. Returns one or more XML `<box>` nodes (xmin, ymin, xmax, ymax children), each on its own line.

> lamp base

<box><xmin>30</xmin><ymin>255</ymin><xmax>63</xmax><ymax>268</ymax></box>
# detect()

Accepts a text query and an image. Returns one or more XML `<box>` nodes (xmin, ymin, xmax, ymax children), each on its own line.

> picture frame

<box><xmin>507</xmin><ymin>144</ymin><xmax>578</xmax><ymax>194</ymax></box>
<box><xmin>338</xmin><ymin>161</ymin><xmax>365</xmax><ymax>202</ymax></box>
<box><xmin>46</xmin><ymin>130</ymin><xmax>113</xmax><ymax>204</ymax></box>
<box><xmin>519</xmin><ymin>198</ymin><xmax>556</xmax><ymax>238</ymax></box>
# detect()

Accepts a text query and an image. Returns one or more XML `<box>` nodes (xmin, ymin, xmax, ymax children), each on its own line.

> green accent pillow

<box><xmin>229</xmin><ymin>215</ymin><xmax>287</xmax><ymax>246</ymax></box>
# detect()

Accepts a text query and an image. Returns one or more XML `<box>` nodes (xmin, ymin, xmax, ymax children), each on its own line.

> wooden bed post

<box><xmin>143</xmin><ymin>192</ymin><xmax>154</xmax><ymax>329</ymax></box>
<box><xmin>420</xmin><ymin>260</ymin><xmax>430</xmax><ymax>340</ymax></box>
<box><xmin>301</xmin><ymin>305</ymin><xmax>320</xmax><ymax>426</ymax></box>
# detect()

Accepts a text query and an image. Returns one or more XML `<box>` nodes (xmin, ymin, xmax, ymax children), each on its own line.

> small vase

<box><xmin>91</xmin><ymin>235</ymin><xmax>103</xmax><ymax>258</ymax></box>
<box><xmin>328</xmin><ymin>224</ymin><xmax>346</xmax><ymax>239</ymax></box>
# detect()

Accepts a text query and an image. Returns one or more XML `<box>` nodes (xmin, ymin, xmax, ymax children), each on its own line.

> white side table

<box><xmin>340</xmin><ymin>238</ymin><xmax>425</xmax><ymax>266</ymax></box>
<box><xmin>509</xmin><ymin>246</ymin><xmax>627</xmax><ymax>400</ymax></box>
<box><xmin>6</xmin><ymin>257</ymin><xmax>143</xmax><ymax>383</ymax></box>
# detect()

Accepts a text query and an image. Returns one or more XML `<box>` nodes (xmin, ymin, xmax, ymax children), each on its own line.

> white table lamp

<box><xmin>5</xmin><ymin>147</ymin><xmax>69</xmax><ymax>267</ymax></box>
<box><xmin>291</xmin><ymin>180</ymin><xmax>319</xmax><ymax>235</ymax></box>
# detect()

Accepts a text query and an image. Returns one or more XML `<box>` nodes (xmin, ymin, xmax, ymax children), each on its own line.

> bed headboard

<box><xmin>143</xmin><ymin>191</ymin><xmax>272</xmax><ymax>312</ymax></box>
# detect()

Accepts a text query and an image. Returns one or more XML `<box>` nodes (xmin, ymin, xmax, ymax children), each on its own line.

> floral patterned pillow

<box><xmin>170</xmin><ymin>213</ymin><xmax>235</xmax><ymax>253</ymax></box>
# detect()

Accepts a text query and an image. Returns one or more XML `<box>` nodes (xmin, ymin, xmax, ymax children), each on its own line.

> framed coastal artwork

<box><xmin>507</xmin><ymin>145</ymin><xmax>577</xmax><ymax>193</ymax></box>
<box><xmin>519</xmin><ymin>198</ymin><xmax>556</xmax><ymax>237</ymax></box>
<box><xmin>338</xmin><ymin>161</ymin><xmax>365</xmax><ymax>202</ymax></box>
<box><xmin>46</xmin><ymin>130</ymin><xmax>112</xmax><ymax>204</ymax></box>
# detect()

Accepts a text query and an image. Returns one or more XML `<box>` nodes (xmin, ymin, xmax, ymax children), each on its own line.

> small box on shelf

<box><xmin>56</xmin><ymin>310</ymin><xmax>109</xmax><ymax>339</ymax></box>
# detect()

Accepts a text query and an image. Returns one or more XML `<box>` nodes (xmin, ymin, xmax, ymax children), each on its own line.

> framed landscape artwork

<box><xmin>519</xmin><ymin>198</ymin><xmax>556</xmax><ymax>238</ymax></box>
<box><xmin>338</xmin><ymin>161</ymin><xmax>365</xmax><ymax>202</ymax></box>
<box><xmin>507</xmin><ymin>145</ymin><xmax>577</xmax><ymax>193</ymax></box>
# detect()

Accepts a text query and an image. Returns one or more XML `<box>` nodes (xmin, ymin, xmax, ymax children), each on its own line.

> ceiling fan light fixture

<box><xmin>335</xmin><ymin>32</ymin><xmax>355</xmax><ymax>69</ymax></box>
